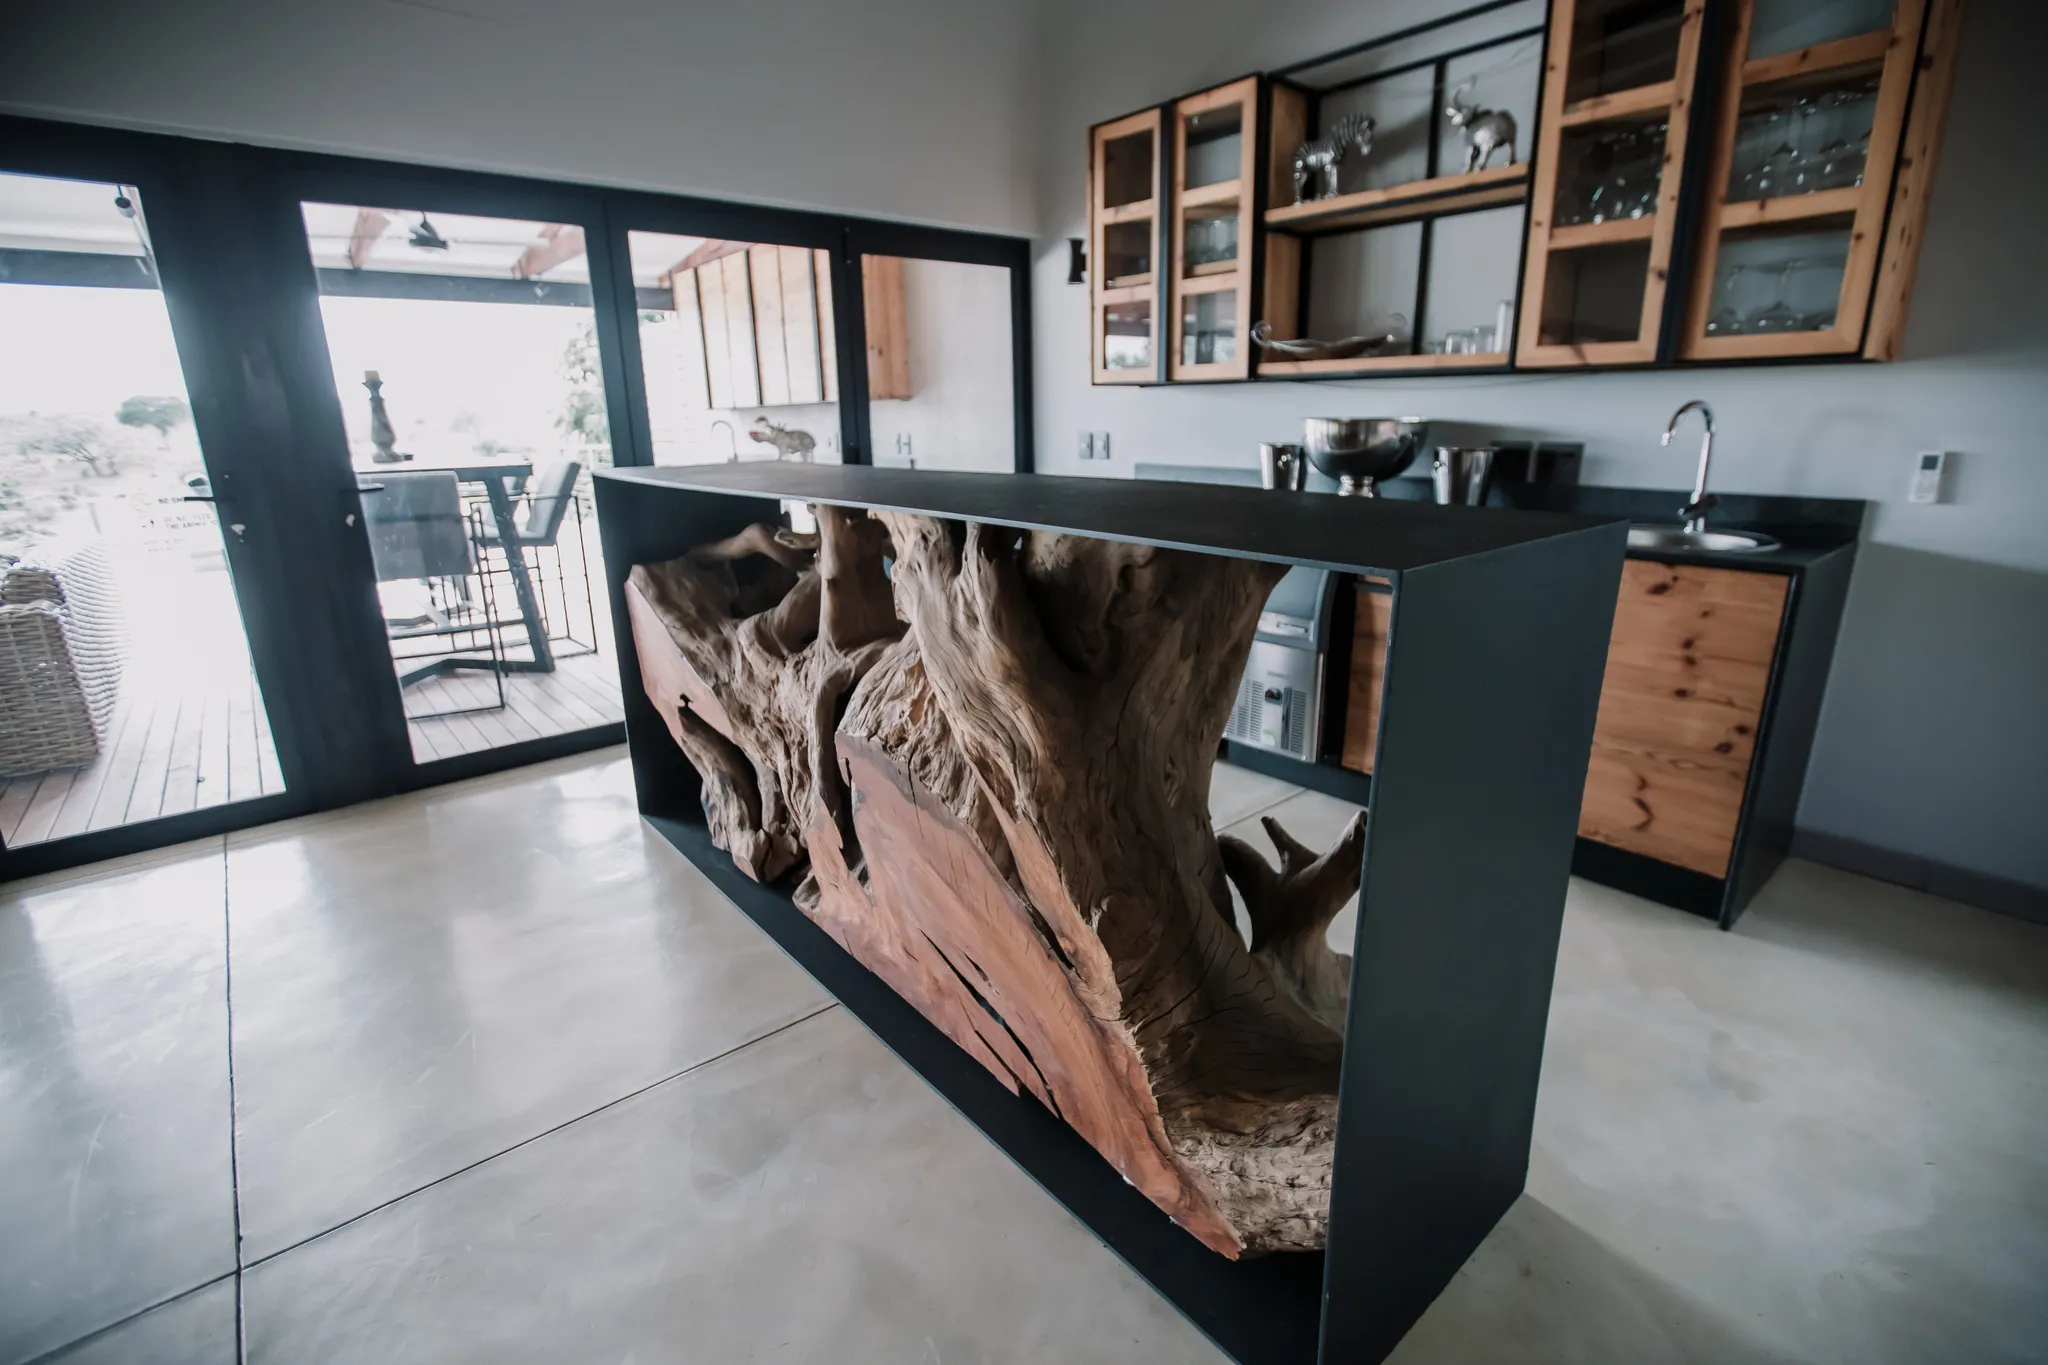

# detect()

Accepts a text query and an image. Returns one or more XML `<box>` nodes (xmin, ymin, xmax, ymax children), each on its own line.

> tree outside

<box><xmin>115</xmin><ymin>394</ymin><xmax>191</xmax><ymax>446</ymax></box>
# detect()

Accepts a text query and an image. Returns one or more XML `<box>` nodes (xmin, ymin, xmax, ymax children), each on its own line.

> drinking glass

<box><xmin>1707</xmin><ymin>263</ymin><xmax>1749</xmax><ymax>336</ymax></box>
<box><xmin>1748</xmin><ymin>259</ymin><xmax>1801</xmax><ymax>333</ymax></box>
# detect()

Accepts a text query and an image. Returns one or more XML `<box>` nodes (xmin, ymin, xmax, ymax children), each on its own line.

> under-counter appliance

<box><xmin>1224</xmin><ymin>566</ymin><xmax>1340</xmax><ymax>761</ymax></box>
<box><xmin>1131</xmin><ymin>462</ymin><xmax>1341</xmax><ymax>763</ymax></box>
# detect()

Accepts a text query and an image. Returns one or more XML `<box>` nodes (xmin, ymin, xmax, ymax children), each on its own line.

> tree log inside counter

<box><xmin>625</xmin><ymin>510</ymin><xmax>1367</xmax><ymax>1258</ymax></box>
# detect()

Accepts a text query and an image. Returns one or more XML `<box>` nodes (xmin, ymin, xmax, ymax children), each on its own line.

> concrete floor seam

<box><xmin>12</xmin><ymin>1272</ymin><xmax>240</xmax><ymax>1365</ymax></box>
<box><xmin>233</xmin><ymin>1001</ymin><xmax>844</xmax><ymax>1278</ymax></box>
<box><xmin>220</xmin><ymin>849</ymin><xmax>247</xmax><ymax>1365</ymax></box>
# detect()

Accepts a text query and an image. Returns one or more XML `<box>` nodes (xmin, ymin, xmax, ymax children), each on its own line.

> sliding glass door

<box><xmin>289</xmin><ymin>193</ymin><xmax>624</xmax><ymax>765</ymax></box>
<box><xmin>0</xmin><ymin>114</ymin><xmax>1030</xmax><ymax>880</ymax></box>
<box><xmin>0</xmin><ymin>167</ymin><xmax>296</xmax><ymax>856</ymax></box>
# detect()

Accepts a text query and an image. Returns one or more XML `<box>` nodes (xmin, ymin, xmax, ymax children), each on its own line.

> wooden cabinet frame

<box><xmin>1088</xmin><ymin>107</ymin><xmax>1165</xmax><ymax>385</ymax></box>
<box><xmin>1167</xmin><ymin>77</ymin><xmax>1261</xmax><ymax>383</ymax></box>
<box><xmin>1680</xmin><ymin>0</ymin><xmax>1939</xmax><ymax>361</ymax></box>
<box><xmin>1517</xmin><ymin>0</ymin><xmax>1712</xmax><ymax>367</ymax></box>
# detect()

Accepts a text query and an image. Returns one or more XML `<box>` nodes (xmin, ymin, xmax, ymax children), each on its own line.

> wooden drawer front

<box><xmin>1578</xmin><ymin>561</ymin><xmax>1789</xmax><ymax>878</ymax></box>
<box><xmin>1339</xmin><ymin>585</ymin><xmax>1394</xmax><ymax>775</ymax></box>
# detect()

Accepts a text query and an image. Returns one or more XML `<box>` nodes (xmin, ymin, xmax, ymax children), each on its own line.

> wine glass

<box><xmin>1707</xmin><ymin>264</ymin><xmax>1749</xmax><ymax>336</ymax></box>
<box><xmin>1748</xmin><ymin>259</ymin><xmax>1801</xmax><ymax>333</ymax></box>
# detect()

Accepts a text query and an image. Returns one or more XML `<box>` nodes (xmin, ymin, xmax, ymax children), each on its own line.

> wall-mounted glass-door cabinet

<box><xmin>1680</xmin><ymin>0</ymin><xmax>1947</xmax><ymax>361</ymax></box>
<box><xmin>1089</xmin><ymin>108</ymin><xmax>1164</xmax><ymax>383</ymax></box>
<box><xmin>1089</xmin><ymin>0</ymin><xmax>1962</xmax><ymax>383</ymax></box>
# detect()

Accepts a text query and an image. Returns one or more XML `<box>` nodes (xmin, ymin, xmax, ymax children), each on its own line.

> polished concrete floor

<box><xmin>2</xmin><ymin>751</ymin><xmax>2044</xmax><ymax>1363</ymax></box>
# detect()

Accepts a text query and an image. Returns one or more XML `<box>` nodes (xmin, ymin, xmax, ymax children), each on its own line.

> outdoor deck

<box><xmin>401</xmin><ymin>649</ymin><xmax>624</xmax><ymax>762</ymax></box>
<box><xmin>0</xmin><ymin>666</ymin><xmax>283</xmax><ymax>848</ymax></box>
<box><xmin>0</xmin><ymin>652</ymin><xmax>626</xmax><ymax>849</ymax></box>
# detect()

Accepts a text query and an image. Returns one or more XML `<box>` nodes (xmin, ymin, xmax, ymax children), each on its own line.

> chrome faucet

<box><xmin>709</xmin><ymin>419</ymin><xmax>740</xmax><ymax>462</ymax></box>
<box><xmin>1664</xmin><ymin>400</ymin><xmax>1717</xmax><ymax>534</ymax></box>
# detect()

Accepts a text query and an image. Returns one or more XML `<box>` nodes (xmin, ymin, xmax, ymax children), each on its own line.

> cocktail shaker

<box><xmin>1259</xmin><ymin>442</ymin><xmax>1307</xmax><ymax>490</ymax></box>
<box><xmin>1432</xmin><ymin>446</ymin><xmax>1497</xmax><ymax>505</ymax></box>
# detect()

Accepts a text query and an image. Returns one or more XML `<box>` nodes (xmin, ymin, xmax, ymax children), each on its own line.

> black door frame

<box><xmin>0</xmin><ymin>114</ymin><xmax>1034</xmax><ymax>882</ymax></box>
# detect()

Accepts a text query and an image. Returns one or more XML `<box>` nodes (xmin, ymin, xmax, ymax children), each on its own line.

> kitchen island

<box><xmin>594</xmin><ymin>463</ymin><xmax>1624</xmax><ymax>1365</ymax></box>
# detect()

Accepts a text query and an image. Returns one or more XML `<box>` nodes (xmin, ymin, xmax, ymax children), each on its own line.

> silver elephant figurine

<box><xmin>1445</xmin><ymin>92</ymin><xmax>1518</xmax><ymax>173</ymax></box>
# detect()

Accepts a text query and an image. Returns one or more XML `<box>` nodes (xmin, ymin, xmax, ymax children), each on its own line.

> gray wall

<box><xmin>0</xmin><ymin>0</ymin><xmax>1040</xmax><ymax>235</ymax></box>
<box><xmin>1033</xmin><ymin>0</ymin><xmax>2048</xmax><ymax>894</ymax></box>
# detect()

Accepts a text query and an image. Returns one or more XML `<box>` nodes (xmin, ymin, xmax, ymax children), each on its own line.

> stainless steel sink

<box><xmin>1627</xmin><ymin>524</ymin><xmax>1782</xmax><ymax>553</ymax></box>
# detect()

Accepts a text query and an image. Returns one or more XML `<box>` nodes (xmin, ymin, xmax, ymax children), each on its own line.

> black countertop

<box><xmin>1378</xmin><ymin>477</ymin><xmax>1865</xmax><ymax>572</ymax></box>
<box><xmin>597</xmin><ymin>463</ymin><xmax>1617</xmax><ymax>578</ymax></box>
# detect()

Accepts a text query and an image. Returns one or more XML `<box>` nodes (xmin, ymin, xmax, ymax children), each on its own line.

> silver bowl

<box><xmin>1303</xmin><ymin>417</ymin><xmax>1430</xmax><ymax>496</ymax></box>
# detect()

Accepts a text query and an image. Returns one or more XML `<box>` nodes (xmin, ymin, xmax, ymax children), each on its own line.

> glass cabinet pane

<box><xmin>1182</xmin><ymin>206</ymin><xmax>1239</xmax><ymax>272</ymax></box>
<box><xmin>1554</xmin><ymin>117</ymin><xmax>1669</xmax><ymax>226</ymax></box>
<box><xmin>1102</xmin><ymin>220</ymin><xmax>1153</xmax><ymax>284</ymax></box>
<box><xmin>1183</xmin><ymin>106</ymin><xmax>1244</xmax><ymax>189</ymax></box>
<box><xmin>1103</xmin><ymin>132</ymin><xmax>1155</xmax><ymax>208</ymax></box>
<box><xmin>1103</xmin><ymin>301</ymin><xmax>1153</xmax><ymax>372</ymax></box>
<box><xmin>1564</xmin><ymin>0</ymin><xmax>1687</xmax><ymax>102</ymax></box>
<box><xmin>1746</xmin><ymin>0</ymin><xmax>1896</xmax><ymax>59</ymax></box>
<box><xmin>1181</xmin><ymin>290</ymin><xmax>1237</xmax><ymax>366</ymax></box>
<box><xmin>1535</xmin><ymin>242</ymin><xmax>1651</xmax><ymax>346</ymax></box>
<box><xmin>1725</xmin><ymin>73</ymin><xmax>1883</xmax><ymax>201</ymax></box>
<box><xmin>1702</xmin><ymin>221</ymin><xmax>1853</xmax><ymax>336</ymax></box>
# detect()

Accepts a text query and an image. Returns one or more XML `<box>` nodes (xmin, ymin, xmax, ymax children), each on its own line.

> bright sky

<box><xmin>0</xmin><ymin>284</ymin><xmax>190</xmax><ymax>416</ymax></box>
<box><xmin>315</xmin><ymin>296</ymin><xmax>596</xmax><ymax>459</ymax></box>
<box><xmin>0</xmin><ymin>283</ymin><xmax>603</xmax><ymax>459</ymax></box>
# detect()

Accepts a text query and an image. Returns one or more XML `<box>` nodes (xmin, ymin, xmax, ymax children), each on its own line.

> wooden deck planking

<box><xmin>156</xmin><ymin>693</ymin><xmax>206</xmax><ymax>819</ymax></box>
<box><xmin>194</xmin><ymin>690</ymin><xmax>231</xmax><ymax>811</ymax></box>
<box><xmin>401</xmin><ymin>649</ymin><xmax>622</xmax><ymax>763</ymax></box>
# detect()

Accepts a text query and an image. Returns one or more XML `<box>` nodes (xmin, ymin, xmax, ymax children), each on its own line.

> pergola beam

<box><xmin>347</xmin><ymin>208</ymin><xmax>389</xmax><ymax>269</ymax></box>
<box><xmin>513</xmin><ymin>223</ymin><xmax>586</xmax><ymax>280</ymax></box>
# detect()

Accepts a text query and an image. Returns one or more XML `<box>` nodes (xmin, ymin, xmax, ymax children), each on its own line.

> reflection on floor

<box><xmin>2</xmin><ymin>753</ymin><xmax>2043</xmax><ymax>1363</ymax></box>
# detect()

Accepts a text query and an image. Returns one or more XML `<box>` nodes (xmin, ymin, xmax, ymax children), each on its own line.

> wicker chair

<box><xmin>0</xmin><ymin>545</ymin><xmax>127</xmax><ymax>778</ymax></box>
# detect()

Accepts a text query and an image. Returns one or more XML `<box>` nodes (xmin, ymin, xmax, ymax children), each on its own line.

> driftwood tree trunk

<box><xmin>626</xmin><ymin>510</ymin><xmax>1365</xmax><ymax>1258</ymax></box>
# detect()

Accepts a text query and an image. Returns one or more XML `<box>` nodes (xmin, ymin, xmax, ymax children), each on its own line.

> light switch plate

<box><xmin>1078</xmin><ymin>431</ymin><xmax>1096</xmax><ymax>461</ymax></box>
<box><xmin>1094</xmin><ymin>430</ymin><xmax>1113</xmax><ymax>461</ymax></box>
<box><xmin>1909</xmin><ymin>450</ymin><xmax>1952</xmax><ymax>504</ymax></box>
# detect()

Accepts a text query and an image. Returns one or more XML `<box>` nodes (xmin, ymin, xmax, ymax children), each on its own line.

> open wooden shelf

<box><xmin>1742</xmin><ymin>29</ymin><xmax>1893</xmax><ymax>86</ymax></box>
<box><xmin>1265</xmin><ymin>164</ymin><xmax>1529</xmax><ymax>236</ymax></box>
<box><xmin>1716</xmin><ymin>187</ymin><xmax>1863</xmax><ymax>229</ymax></box>
<box><xmin>1558</xmin><ymin>80</ymin><xmax>1676</xmax><ymax>127</ymax></box>
<box><xmin>1548</xmin><ymin>215</ymin><xmax>1659</xmax><ymax>250</ymax></box>
<box><xmin>1256</xmin><ymin>350</ymin><xmax>1507</xmax><ymax>377</ymax></box>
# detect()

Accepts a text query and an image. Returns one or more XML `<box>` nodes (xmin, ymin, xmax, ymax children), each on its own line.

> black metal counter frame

<box><xmin>594</xmin><ymin>464</ymin><xmax>1625</xmax><ymax>1365</ymax></box>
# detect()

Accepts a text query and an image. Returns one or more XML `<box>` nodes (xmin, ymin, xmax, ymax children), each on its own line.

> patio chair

<box><xmin>477</xmin><ymin>459</ymin><xmax>597</xmax><ymax>660</ymax></box>
<box><xmin>359</xmin><ymin>472</ymin><xmax>507</xmax><ymax>718</ymax></box>
<box><xmin>0</xmin><ymin>544</ymin><xmax>127</xmax><ymax>777</ymax></box>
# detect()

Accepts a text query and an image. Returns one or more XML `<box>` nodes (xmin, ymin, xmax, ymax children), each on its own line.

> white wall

<box><xmin>871</xmin><ymin>257</ymin><xmax>1018</xmax><ymax>472</ymax></box>
<box><xmin>1034</xmin><ymin>0</ymin><xmax>2048</xmax><ymax>893</ymax></box>
<box><xmin>0</xmin><ymin>0</ymin><xmax>1040</xmax><ymax>235</ymax></box>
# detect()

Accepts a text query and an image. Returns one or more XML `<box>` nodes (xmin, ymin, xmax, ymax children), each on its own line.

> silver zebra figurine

<box><xmin>1445</xmin><ymin>91</ymin><xmax>1518</xmax><ymax>173</ymax></box>
<box><xmin>1292</xmin><ymin>112</ymin><xmax>1376</xmax><ymax>203</ymax></box>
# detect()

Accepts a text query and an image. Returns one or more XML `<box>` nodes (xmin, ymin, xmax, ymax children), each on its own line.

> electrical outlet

<box><xmin>1094</xmin><ymin>430</ymin><xmax>1113</xmax><ymax>461</ymax></box>
<box><xmin>1908</xmin><ymin>450</ymin><xmax>1952</xmax><ymax>504</ymax></box>
<box><xmin>1078</xmin><ymin>430</ymin><xmax>1096</xmax><ymax>461</ymax></box>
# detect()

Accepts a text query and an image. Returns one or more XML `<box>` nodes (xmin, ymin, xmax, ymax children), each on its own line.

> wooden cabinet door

<box><xmin>1578</xmin><ymin>560</ymin><xmax>1788</xmax><ymax>877</ymax></box>
<box><xmin>1339</xmin><ymin>584</ymin><xmax>1393</xmax><ymax>775</ymax></box>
